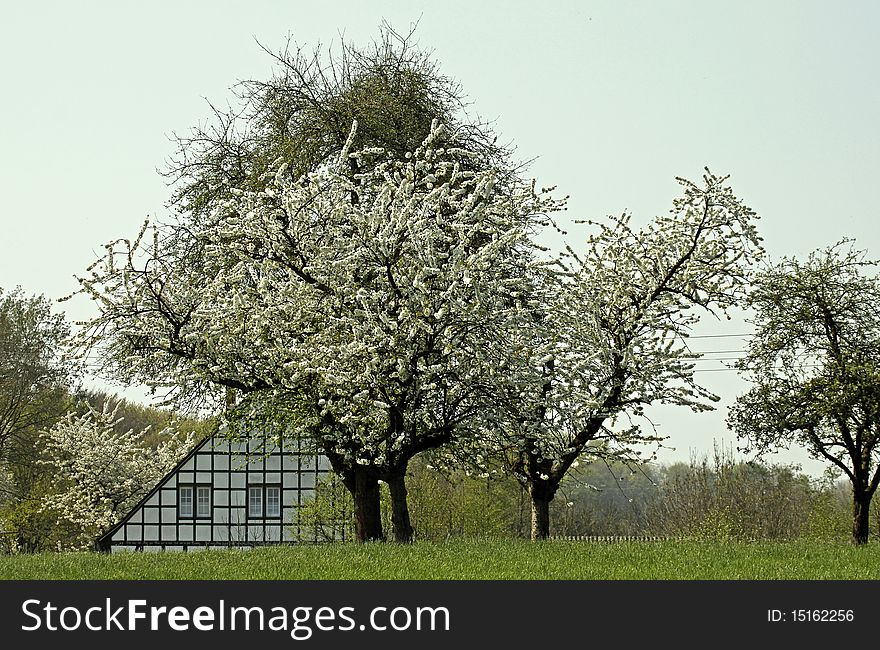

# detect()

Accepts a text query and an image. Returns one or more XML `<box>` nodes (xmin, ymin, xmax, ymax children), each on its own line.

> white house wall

<box><xmin>106</xmin><ymin>435</ymin><xmax>330</xmax><ymax>552</ymax></box>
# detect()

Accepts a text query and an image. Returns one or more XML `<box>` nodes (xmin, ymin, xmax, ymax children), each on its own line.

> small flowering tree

<box><xmin>483</xmin><ymin>171</ymin><xmax>764</xmax><ymax>539</ymax></box>
<box><xmin>41</xmin><ymin>402</ymin><xmax>195</xmax><ymax>550</ymax></box>
<box><xmin>73</xmin><ymin>122</ymin><xmax>558</xmax><ymax>543</ymax></box>
<box><xmin>729</xmin><ymin>243</ymin><xmax>880</xmax><ymax>545</ymax></box>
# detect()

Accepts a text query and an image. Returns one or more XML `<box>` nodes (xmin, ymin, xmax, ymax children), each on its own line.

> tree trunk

<box><xmin>529</xmin><ymin>481</ymin><xmax>556</xmax><ymax>541</ymax></box>
<box><xmin>387</xmin><ymin>471</ymin><xmax>414</xmax><ymax>543</ymax></box>
<box><xmin>346</xmin><ymin>466</ymin><xmax>384</xmax><ymax>543</ymax></box>
<box><xmin>852</xmin><ymin>491</ymin><xmax>870</xmax><ymax>545</ymax></box>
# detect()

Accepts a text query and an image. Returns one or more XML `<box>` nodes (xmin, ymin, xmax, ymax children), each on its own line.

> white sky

<box><xmin>2</xmin><ymin>0</ymin><xmax>878</xmax><ymax>475</ymax></box>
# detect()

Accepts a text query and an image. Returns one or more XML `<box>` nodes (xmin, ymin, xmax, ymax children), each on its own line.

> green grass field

<box><xmin>2</xmin><ymin>539</ymin><xmax>879</xmax><ymax>580</ymax></box>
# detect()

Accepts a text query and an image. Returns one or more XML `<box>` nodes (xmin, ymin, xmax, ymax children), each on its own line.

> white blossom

<box><xmin>40</xmin><ymin>401</ymin><xmax>196</xmax><ymax>550</ymax></box>
<box><xmin>468</xmin><ymin>169</ymin><xmax>763</xmax><ymax>536</ymax></box>
<box><xmin>71</xmin><ymin>121</ymin><xmax>559</xmax><ymax>485</ymax></box>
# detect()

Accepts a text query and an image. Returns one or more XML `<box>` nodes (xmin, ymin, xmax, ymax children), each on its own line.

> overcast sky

<box><xmin>2</xmin><ymin>1</ymin><xmax>878</xmax><ymax>474</ymax></box>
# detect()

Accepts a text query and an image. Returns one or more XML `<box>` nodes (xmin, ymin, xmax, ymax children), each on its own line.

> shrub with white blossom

<box><xmin>41</xmin><ymin>402</ymin><xmax>196</xmax><ymax>550</ymax></box>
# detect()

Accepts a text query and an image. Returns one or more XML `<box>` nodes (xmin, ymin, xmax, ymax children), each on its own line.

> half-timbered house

<box><xmin>96</xmin><ymin>433</ymin><xmax>331</xmax><ymax>552</ymax></box>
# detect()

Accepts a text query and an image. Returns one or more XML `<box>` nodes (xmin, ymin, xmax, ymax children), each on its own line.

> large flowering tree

<box><xmin>73</xmin><ymin>122</ymin><xmax>557</xmax><ymax>542</ymax></box>
<box><xmin>41</xmin><ymin>401</ymin><xmax>195</xmax><ymax>550</ymax></box>
<box><xmin>480</xmin><ymin>171</ymin><xmax>764</xmax><ymax>539</ymax></box>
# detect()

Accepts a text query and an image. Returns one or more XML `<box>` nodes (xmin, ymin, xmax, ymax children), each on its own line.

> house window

<box><xmin>179</xmin><ymin>486</ymin><xmax>193</xmax><ymax>518</ymax></box>
<box><xmin>197</xmin><ymin>486</ymin><xmax>211</xmax><ymax>518</ymax></box>
<box><xmin>266</xmin><ymin>486</ymin><xmax>281</xmax><ymax>518</ymax></box>
<box><xmin>248</xmin><ymin>486</ymin><xmax>263</xmax><ymax>518</ymax></box>
<box><xmin>247</xmin><ymin>485</ymin><xmax>282</xmax><ymax>519</ymax></box>
<box><xmin>180</xmin><ymin>485</ymin><xmax>210</xmax><ymax>519</ymax></box>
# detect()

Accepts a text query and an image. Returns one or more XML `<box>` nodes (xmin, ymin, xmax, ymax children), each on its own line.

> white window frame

<box><xmin>179</xmin><ymin>486</ymin><xmax>194</xmax><ymax>518</ymax></box>
<box><xmin>247</xmin><ymin>485</ymin><xmax>282</xmax><ymax>519</ymax></box>
<box><xmin>248</xmin><ymin>486</ymin><xmax>263</xmax><ymax>518</ymax></box>
<box><xmin>180</xmin><ymin>484</ymin><xmax>210</xmax><ymax>519</ymax></box>
<box><xmin>196</xmin><ymin>486</ymin><xmax>211</xmax><ymax>518</ymax></box>
<box><xmin>265</xmin><ymin>485</ymin><xmax>281</xmax><ymax>518</ymax></box>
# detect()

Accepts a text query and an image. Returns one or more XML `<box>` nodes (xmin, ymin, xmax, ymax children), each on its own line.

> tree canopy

<box><xmin>73</xmin><ymin>119</ymin><xmax>557</xmax><ymax>542</ymax></box>
<box><xmin>166</xmin><ymin>24</ymin><xmax>510</xmax><ymax>222</ymax></box>
<box><xmin>0</xmin><ymin>288</ymin><xmax>71</xmax><ymax>463</ymax></box>
<box><xmin>730</xmin><ymin>242</ymin><xmax>880</xmax><ymax>544</ymax></box>
<box><xmin>476</xmin><ymin>170</ymin><xmax>764</xmax><ymax>539</ymax></box>
<box><xmin>73</xmin><ymin>27</ymin><xmax>768</xmax><ymax>544</ymax></box>
<box><xmin>72</xmin><ymin>25</ymin><xmax>545</xmax><ymax>543</ymax></box>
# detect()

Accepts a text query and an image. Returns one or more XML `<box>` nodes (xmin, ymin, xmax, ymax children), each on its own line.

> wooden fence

<box><xmin>549</xmin><ymin>535</ymin><xmax>680</xmax><ymax>543</ymax></box>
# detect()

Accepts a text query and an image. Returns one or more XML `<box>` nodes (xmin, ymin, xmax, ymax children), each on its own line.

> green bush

<box><xmin>647</xmin><ymin>448</ymin><xmax>816</xmax><ymax>540</ymax></box>
<box><xmin>294</xmin><ymin>459</ymin><xmax>526</xmax><ymax>542</ymax></box>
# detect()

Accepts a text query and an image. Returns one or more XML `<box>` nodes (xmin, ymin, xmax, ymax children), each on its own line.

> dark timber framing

<box><xmin>95</xmin><ymin>432</ymin><xmax>332</xmax><ymax>552</ymax></box>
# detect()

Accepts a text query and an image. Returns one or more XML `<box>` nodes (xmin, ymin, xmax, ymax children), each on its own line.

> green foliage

<box><xmin>551</xmin><ymin>461</ymin><xmax>660</xmax><ymax>537</ymax></box>
<box><xmin>295</xmin><ymin>460</ymin><xmax>526</xmax><ymax>542</ymax></box>
<box><xmin>693</xmin><ymin>505</ymin><xmax>735</xmax><ymax>542</ymax></box>
<box><xmin>548</xmin><ymin>455</ymin><xmax>823</xmax><ymax>541</ymax></box>
<box><xmin>0</xmin><ymin>287</ymin><xmax>71</xmax><ymax>457</ymax></box>
<box><xmin>649</xmin><ymin>449</ymin><xmax>815</xmax><ymax>540</ymax></box>
<box><xmin>0</xmin><ymin>288</ymin><xmax>72</xmax><ymax>550</ymax></box>
<box><xmin>0</xmin><ymin>485</ymin><xmax>74</xmax><ymax>553</ymax></box>
<box><xmin>804</xmin><ymin>483</ymin><xmax>851</xmax><ymax>541</ymax></box>
<box><xmin>73</xmin><ymin>389</ymin><xmax>213</xmax><ymax>449</ymax></box>
<box><xmin>406</xmin><ymin>461</ymin><xmax>526</xmax><ymax>540</ymax></box>
<box><xmin>293</xmin><ymin>472</ymin><xmax>365</xmax><ymax>543</ymax></box>
<box><xmin>293</xmin><ymin>453</ymin><xmax>855</xmax><ymax>544</ymax></box>
<box><xmin>730</xmin><ymin>242</ymin><xmax>880</xmax><ymax>543</ymax></box>
<box><xmin>0</xmin><ymin>433</ymin><xmax>61</xmax><ymax>552</ymax></box>
<box><xmin>0</xmin><ymin>289</ymin><xmax>73</xmax><ymax>463</ymax></box>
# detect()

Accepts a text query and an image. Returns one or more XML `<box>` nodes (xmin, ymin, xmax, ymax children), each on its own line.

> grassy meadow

<box><xmin>2</xmin><ymin>538</ymin><xmax>880</xmax><ymax>580</ymax></box>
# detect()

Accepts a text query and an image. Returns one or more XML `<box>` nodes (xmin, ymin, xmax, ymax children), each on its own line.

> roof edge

<box><xmin>95</xmin><ymin>432</ymin><xmax>216</xmax><ymax>552</ymax></box>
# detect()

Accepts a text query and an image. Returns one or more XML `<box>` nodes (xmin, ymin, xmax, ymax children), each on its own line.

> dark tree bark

<box><xmin>386</xmin><ymin>471</ymin><xmax>414</xmax><ymax>543</ymax></box>
<box><xmin>354</xmin><ymin>467</ymin><xmax>384</xmax><ymax>542</ymax></box>
<box><xmin>340</xmin><ymin>465</ymin><xmax>384</xmax><ymax>543</ymax></box>
<box><xmin>516</xmin><ymin>359</ymin><xmax>604</xmax><ymax>541</ymax></box>
<box><xmin>528</xmin><ymin>480</ymin><xmax>557</xmax><ymax>541</ymax></box>
<box><xmin>852</xmin><ymin>489</ymin><xmax>871</xmax><ymax>546</ymax></box>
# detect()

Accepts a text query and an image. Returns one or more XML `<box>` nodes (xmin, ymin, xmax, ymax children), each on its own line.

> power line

<box><xmin>687</xmin><ymin>333</ymin><xmax>753</xmax><ymax>339</ymax></box>
<box><xmin>691</xmin><ymin>357</ymin><xmax>744</xmax><ymax>362</ymax></box>
<box><xmin>692</xmin><ymin>364</ymin><xmax>827</xmax><ymax>374</ymax></box>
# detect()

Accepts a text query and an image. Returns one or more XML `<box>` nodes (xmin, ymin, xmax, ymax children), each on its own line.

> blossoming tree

<box><xmin>73</xmin><ymin>122</ymin><xmax>558</xmax><ymax>543</ymax></box>
<box><xmin>41</xmin><ymin>401</ymin><xmax>195</xmax><ymax>550</ymax></box>
<box><xmin>483</xmin><ymin>171</ymin><xmax>764</xmax><ymax>539</ymax></box>
<box><xmin>72</xmin><ymin>28</ymin><xmax>538</xmax><ymax>544</ymax></box>
<box><xmin>729</xmin><ymin>243</ymin><xmax>880</xmax><ymax>545</ymax></box>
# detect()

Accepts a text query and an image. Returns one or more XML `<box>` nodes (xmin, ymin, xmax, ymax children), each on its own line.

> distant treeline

<box><xmin>298</xmin><ymin>448</ymin><xmax>855</xmax><ymax>543</ymax></box>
